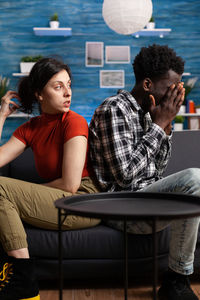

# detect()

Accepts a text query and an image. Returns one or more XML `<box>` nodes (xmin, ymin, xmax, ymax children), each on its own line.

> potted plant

<box><xmin>180</xmin><ymin>77</ymin><xmax>198</xmax><ymax>113</ymax></box>
<box><xmin>173</xmin><ymin>115</ymin><xmax>185</xmax><ymax>131</ymax></box>
<box><xmin>20</xmin><ymin>55</ymin><xmax>43</xmax><ymax>73</ymax></box>
<box><xmin>146</xmin><ymin>16</ymin><xmax>155</xmax><ymax>30</ymax></box>
<box><xmin>49</xmin><ymin>13</ymin><xmax>59</xmax><ymax>29</ymax></box>
<box><xmin>0</xmin><ymin>75</ymin><xmax>10</xmax><ymax>104</ymax></box>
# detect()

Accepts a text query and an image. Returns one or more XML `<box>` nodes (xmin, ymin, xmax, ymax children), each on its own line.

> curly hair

<box><xmin>133</xmin><ymin>44</ymin><xmax>185</xmax><ymax>83</ymax></box>
<box><xmin>18</xmin><ymin>57</ymin><xmax>71</xmax><ymax>114</ymax></box>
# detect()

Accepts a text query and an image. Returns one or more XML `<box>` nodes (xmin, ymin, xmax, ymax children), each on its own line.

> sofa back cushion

<box><xmin>1</xmin><ymin>130</ymin><xmax>200</xmax><ymax>182</ymax></box>
<box><xmin>8</xmin><ymin>147</ymin><xmax>44</xmax><ymax>183</ymax></box>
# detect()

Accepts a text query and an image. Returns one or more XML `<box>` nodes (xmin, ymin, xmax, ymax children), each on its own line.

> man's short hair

<box><xmin>133</xmin><ymin>44</ymin><xmax>185</xmax><ymax>83</ymax></box>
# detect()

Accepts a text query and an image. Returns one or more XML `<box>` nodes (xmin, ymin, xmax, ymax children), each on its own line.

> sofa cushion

<box><xmin>25</xmin><ymin>223</ymin><xmax>170</xmax><ymax>259</ymax></box>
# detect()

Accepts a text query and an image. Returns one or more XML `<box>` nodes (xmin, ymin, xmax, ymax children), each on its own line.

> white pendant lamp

<box><xmin>102</xmin><ymin>0</ymin><xmax>153</xmax><ymax>35</ymax></box>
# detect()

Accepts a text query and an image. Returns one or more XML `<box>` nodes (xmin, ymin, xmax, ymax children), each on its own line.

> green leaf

<box><xmin>0</xmin><ymin>75</ymin><xmax>10</xmax><ymax>102</ymax></box>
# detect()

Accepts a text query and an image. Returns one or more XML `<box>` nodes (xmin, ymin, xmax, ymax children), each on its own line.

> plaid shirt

<box><xmin>89</xmin><ymin>90</ymin><xmax>172</xmax><ymax>192</ymax></box>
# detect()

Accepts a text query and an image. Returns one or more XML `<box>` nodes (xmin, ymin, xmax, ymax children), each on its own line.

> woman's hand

<box><xmin>0</xmin><ymin>91</ymin><xmax>20</xmax><ymax>118</ymax></box>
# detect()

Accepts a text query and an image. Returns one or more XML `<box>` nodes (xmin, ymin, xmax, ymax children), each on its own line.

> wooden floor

<box><xmin>39</xmin><ymin>282</ymin><xmax>200</xmax><ymax>300</ymax></box>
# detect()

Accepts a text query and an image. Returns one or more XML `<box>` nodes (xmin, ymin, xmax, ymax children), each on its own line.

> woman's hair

<box><xmin>18</xmin><ymin>57</ymin><xmax>71</xmax><ymax>114</ymax></box>
<box><xmin>133</xmin><ymin>44</ymin><xmax>185</xmax><ymax>83</ymax></box>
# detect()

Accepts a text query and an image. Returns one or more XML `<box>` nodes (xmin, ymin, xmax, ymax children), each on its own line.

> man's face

<box><xmin>151</xmin><ymin>69</ymin><xmax>182</xmax><ymax>106</ymax></box>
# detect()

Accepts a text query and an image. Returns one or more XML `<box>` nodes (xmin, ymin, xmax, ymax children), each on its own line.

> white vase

<box><xmin>146</xmin><ymin>22</ymin><xmax>155</xmax><ymax>30</ymax></box>
<box><xmin>174</xmin><ymin>123</ymin><xmax>183</xmax><ymax>131</ymax></box>
<box><xmin>20</xmin><ymin>62</ymin><xmax>36</xmax><ymax>73</ymax></box>
<box><xmin>178</xmin><ymin>105</ymin><xmax>186</xmax><ymax>114</ymax></box>
<box><xmin>188</xmin><ymin>117</ymin><xmax>199</xmax><ymax>130</ymax></box>
<box><xmin>49</xmin><ymin>21</ymin><xmax>59</xmax><ymax>29</ymax></box>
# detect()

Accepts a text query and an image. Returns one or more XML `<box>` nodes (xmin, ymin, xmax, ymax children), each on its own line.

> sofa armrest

<box><xmin>164</xmin><ymin>130</ymin><xmax>200</xmax><ymax>176</ymax></box>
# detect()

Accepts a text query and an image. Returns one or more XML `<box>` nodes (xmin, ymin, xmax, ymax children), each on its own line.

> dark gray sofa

<box><xmin>1</xmin><ymin>130</ymin><xmax>200</xmax><ymax>282</ymax></box>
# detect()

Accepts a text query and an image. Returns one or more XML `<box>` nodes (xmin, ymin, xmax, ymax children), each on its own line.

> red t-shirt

<box><xmin>13</xmin><ymin>110</ymin><xmax>89</xmax><ymax>180</ymax></box>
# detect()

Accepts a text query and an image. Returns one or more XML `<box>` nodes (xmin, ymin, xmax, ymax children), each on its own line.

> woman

<box><xmin>0</xmin><ymin>58</ymin><xmax>100</xmax><ymax>300</ymax></box>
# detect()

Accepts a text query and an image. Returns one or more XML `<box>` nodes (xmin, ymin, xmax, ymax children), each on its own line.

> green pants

<box><xmin>0</xmin><ymin>176</ymin><xmax>100</xmax><ymax>252</ymax></box>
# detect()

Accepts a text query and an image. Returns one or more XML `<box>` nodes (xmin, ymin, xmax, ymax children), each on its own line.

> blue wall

<box><xmin>0</xmin><ymin>0</ymin><xmax>200</xmax><ymax>127</ymax></box>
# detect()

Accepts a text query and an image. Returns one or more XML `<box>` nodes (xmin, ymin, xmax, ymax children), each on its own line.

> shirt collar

<box><xmin>117</xmin><ymin>89</ymin><xmax>142</xmax><ymax>112</ymax></box>
<box><xmin>117</xmin><ymin>89</ymin><xmax>152</xmax><ymax>129</ymax></box>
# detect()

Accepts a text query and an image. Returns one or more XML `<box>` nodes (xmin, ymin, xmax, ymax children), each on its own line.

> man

<box><xmin>89</xmin><ymin>44</ymin><xmax>200</xmax><ymax>300</ymax></box>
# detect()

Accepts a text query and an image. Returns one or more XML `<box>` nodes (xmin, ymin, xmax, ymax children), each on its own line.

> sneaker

<box><xmin>0</xmin><ymin>256</ymin><xmax>40</xmax><ymax>300</ymax></box>
<box><xmin>158</xmin><ymin>270</ymin><xmax>198</xmax><ymax>300</ymax></box>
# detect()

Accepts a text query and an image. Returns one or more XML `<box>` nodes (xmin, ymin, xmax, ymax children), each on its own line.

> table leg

<box><xmin>152</xmin><ymin>218</ymin><xmax>158</xmax><ymax>300</ymax></box>
<box><xmin>58</xmin><ymin>208</ymin><xmax>63</xmax><ymax>300</ymax></box>
<box><xmin>123</xmin><ymin>218</ymin><xmax>128</xmax><ymax>300</ymax></box>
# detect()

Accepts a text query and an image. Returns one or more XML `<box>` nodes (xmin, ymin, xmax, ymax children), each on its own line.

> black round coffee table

<box><xmin>55</xmin><ymin>191</ymin><xmax>200</xmax><ymax>300</ymax></box>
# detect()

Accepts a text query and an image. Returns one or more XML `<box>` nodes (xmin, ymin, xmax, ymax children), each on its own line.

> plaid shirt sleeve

<box><xmin>97</xmin><ymin>104</ymin><xmax>167</xmax><ymax>189</ymax></box>
<box><xmin>155</xmin><ymin>134</ymin><xmax>172</xmax><ymax>177</ymax></box>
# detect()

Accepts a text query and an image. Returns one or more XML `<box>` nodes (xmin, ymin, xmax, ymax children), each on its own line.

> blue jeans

<box><xmin>108</xmin><ymin>168</ymin><xmax>200</xmax><ymax>275</ymax></box>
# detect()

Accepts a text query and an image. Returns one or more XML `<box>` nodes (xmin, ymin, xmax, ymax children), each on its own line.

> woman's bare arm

<box><xmin>0</xmin><ymin>91</ymin><xmax>26</xmax><ymax>167</ymax></box>
<box><xmin>43</xmin><ymin>135</ymin><xmax>88</xmax><ymax>193</ymax></box>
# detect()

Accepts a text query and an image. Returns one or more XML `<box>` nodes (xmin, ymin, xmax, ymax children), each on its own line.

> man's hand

<box><xmin>149</xmin><ymin>83</ymin><xmax>185</xmax><ymax>131</ymax></box>
<box><xmin>164</xmin><ymin>123</ymin><xmax>173</xmax><ymax>135</ymax></box>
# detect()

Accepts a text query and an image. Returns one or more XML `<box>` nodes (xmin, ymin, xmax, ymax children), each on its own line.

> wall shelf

<box><xmin>8</xmin><ymin>112</ymin><xmax>32</xmax><ymax>118</ymax></box>
<box><xmin>132</xmin><ymin>28</ymin><xmax>171</xmax><ymax>38</ymax></box>
<box><xmin>12</xmin><ymin>73</ymin><xmax>29</xmax><ymax>77</ymax></box>
<box><xmin>33</xmin><ymin>27</ymin><xmax>72</xmax><ymax>36</ymax></box>
<box><xmin>12</xmin><ymin>71</ymin><xmax>192</xmax><ymax>79</ymax></box>
<box><xmin>177</xmin><ymin>113</ymin><xmax>200</xmax><ymax>117</ymax></box>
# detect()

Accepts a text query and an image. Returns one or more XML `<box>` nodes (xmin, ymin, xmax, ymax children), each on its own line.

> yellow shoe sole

<box><xmin>20</xmin><ymin>294</ymin><xmax>40</xmax><ymax>300</ymax></box>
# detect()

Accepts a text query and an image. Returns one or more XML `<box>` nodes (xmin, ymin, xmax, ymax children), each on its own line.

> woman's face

<box><xmin>38</xmin><ymin>69</ymin><xmax>72</xmax><ymax>114</ymax></box>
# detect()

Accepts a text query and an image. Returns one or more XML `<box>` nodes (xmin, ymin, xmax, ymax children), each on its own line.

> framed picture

<box><xmin>100</xmin><ymin>70</ymin><xmax>125</xmax><ymax>88</ymax></box>
<box><xmin>105</xmin><ymin>46</ymin><xmax>130</xmax><ymax>64</ymax></box>
<box><xmin>85</xmin><ymin>42</ymin><xmax>104</xmax><ymax>67</ymax></box>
